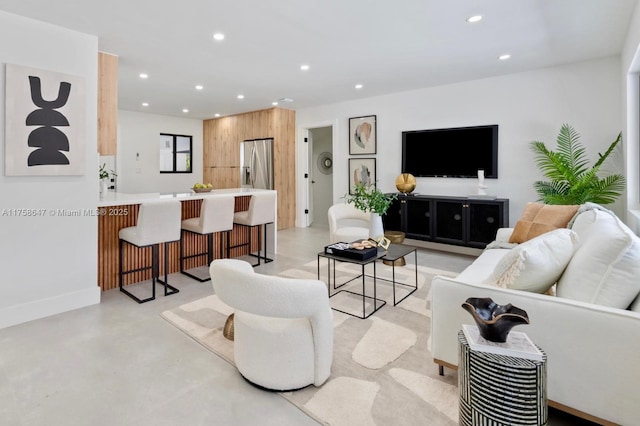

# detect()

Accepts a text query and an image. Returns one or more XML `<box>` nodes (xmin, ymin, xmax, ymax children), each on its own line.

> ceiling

<box><xmin>0</xmin><ymin>0</ymin><xmax>637</xmax><ymax>120</ymax></box>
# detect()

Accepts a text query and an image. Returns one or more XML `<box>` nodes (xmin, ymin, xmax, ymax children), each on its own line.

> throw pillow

<box><xmin>509</xmin><ymin>203</ymin><xmax>580</xmax><ymax>243</ymax></box>
<box><xmin>484</xmin><ymin>228</ymin><xmax>578</xmax><ymax>293</ymax></box>
<box><xmin>557</xmin><ymin>210</ymin><xmax>640</xmax><ymax>309</ymax></box>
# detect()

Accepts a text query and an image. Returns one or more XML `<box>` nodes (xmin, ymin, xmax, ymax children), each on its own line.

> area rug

<box><xmin>161</xmin><ymin>259</ymin><xmax>459</xmax><ymax>426</ymax></box>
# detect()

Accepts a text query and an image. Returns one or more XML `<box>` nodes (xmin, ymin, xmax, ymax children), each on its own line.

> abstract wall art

<box><xmin>5</xmin><ymin>63</ymin><xmax>86</xmax><ymax>176</ymax></box>
<box><xmin>348</xmin><ymin>157</ymin><xmax>376</xmax><ymax>194</ymax></box>
<box><xmin>349</xmin><ymin>115</ymin><xmax>376</xmax><ymax>155</ymax></box>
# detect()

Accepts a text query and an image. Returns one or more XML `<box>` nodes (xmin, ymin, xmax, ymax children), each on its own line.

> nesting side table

<box><xmin>458</xmin><ymin>331</ymin><xmax>548</xmax><ymax>426</ymax></box>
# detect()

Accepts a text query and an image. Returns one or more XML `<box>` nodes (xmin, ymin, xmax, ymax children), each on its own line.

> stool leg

<box><xmin>226</xmin><ymin>230</ymin><xmax>230</xmax><ymax>258</ymax></box>
<box><xmin>157</xmin><ymin>242</ymin><xmax>180</xmax><ymax>296</ymax></box>
<box><xmin>179</xmin><ymin>230</ymin><xmax>185</xmax><ymax>273</ymax></box>
<box><xmin>119</xmin><ymin>239</ymin><xmax>156</xmax><ymax>304</ymax></box>
<box><xmin>257</xmin><ymin>224</ymin><xmax>262</xmax><ymax>266</ymax></box>
<box><xmin>119</xmin><ymin>239</ymin><xmax>124</xmax><ymax>291</ymax></box>
<box><xmin>152</xmin><ymin>244</ymin><xmax>158</xmax><ymax>300</ymax></box>
<box><xmin>263</xmin><ymin>223</ymin><xmax>268</xmax><ymax>262</ymax></box>
<box><xmin>207</xmin><ymin>233</ymin><xmax>214</xmax><ymax>264</ymax></box>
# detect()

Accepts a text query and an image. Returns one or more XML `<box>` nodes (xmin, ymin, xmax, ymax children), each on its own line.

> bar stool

<box><xmin>231</xmin><ymin>191</ymin><xmax>276</xmax><ymax>267</ymax></box>
<box><xmin>119</xmin><ymin>200</ymin><xmax>182</xmax><ymax>303</ymax></box>
<box><xmin>180</xmin><ymin>194</ymin><xmax>235</xmax><ymax>282</ymax></box>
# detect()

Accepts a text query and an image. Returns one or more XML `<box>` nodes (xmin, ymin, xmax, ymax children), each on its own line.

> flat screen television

<box><xmin>402</xmin><ymin>125</ymin><xmax>498</xmax><ymax>178</ymax></box>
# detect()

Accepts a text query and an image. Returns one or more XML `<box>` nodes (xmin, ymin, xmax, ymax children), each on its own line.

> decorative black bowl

<box><xmin>461</xmin><ymin>297</ymin><xmax>530</xmax><ymax>342</ymax></box>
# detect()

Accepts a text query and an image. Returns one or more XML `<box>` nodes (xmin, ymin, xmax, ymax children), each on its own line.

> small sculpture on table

<box><xmin>477</xmin><ymin>169</ymin><xmax>488</xmax><ymax>196</ymax></box>
<box><xmin>461</xmin><ymin>297</ymin><xmax>529</xmax><ymax>342</ymax></box>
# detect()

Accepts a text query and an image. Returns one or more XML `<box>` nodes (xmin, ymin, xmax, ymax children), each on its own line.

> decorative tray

<box><xmin>324</xmin><ymin>241</ymin><xmax>379</xmax><ymax>261</ymax></box>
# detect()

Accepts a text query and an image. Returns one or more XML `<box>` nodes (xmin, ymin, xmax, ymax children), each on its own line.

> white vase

<box><xmin>100</xmin><ymin>179</ymin><xmax>108</xmax><ymax>195</ymax></box>
<box><xmin>369</xmin><ymin>212</ymin><xmax>384</xmax><ymax>240</ymax></box>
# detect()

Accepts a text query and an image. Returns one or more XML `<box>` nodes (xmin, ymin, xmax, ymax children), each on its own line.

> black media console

<box><xmin>383</xmin><ymin>194</ymin><xmax>509</xmax><ymax>249</ymax></box>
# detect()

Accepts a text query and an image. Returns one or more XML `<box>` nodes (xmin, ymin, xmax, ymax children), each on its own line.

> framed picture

<box><xmin>349</xmin><ymin>115</ymin><xmax>376</xmax><ymax>155</ymax></box>
<box><xmin>348</xmin><ymin>158</ymin><xmax>376</xmax><ymax>194</ymax></box>
<box><xmin>5</xmin><ymin>63</ymin><xmax>86</xmax><ymax>176</ymax></box>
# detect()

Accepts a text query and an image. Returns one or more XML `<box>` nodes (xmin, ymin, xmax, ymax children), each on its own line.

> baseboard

<box><xmin>403</xmin><ymin>238</ymin><xmax>483</xmax><ymax>256</ymax></box>
<box><xmin>0</xmin><ymin>286</ymin><xmax>101</xmax><ymax>330</ymax></box>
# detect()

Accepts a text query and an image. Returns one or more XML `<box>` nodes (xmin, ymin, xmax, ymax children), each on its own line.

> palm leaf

<box><xmin>530</xmin><ymin>125</ymin><xmax>625</xmax><ymax>205</ymax></box>
<box><xmin>555</xmin><ymin>123</ymin><xmax>589</xmax><ymax>176</ymax></box>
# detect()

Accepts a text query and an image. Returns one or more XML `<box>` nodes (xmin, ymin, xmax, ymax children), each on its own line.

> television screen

<box><xmin>402</xmin><ymin>125</ymin><xmax>498</xmax><ymax>178</ymax></box>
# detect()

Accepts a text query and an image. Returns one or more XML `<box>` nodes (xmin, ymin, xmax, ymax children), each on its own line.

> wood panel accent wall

<box><xmin>203</xmin><ymin>107</ymin><xmax>296</xmax><ymax>229</ymax></box>
<box><xmin>98</xmin><ymin>197</ymin><xmax>257</xmax><ymax>291</ymax></box>
<box><xmin>97</xmin><ymin>52</ymin><xmax>118</xmax><ymax>155</ymax></box>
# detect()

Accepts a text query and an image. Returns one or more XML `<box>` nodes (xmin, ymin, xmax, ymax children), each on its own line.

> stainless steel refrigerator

<box><xmin>240</xmin><ymin>138</ymin><xmax>274</xmax><ymax>189</ymax></box>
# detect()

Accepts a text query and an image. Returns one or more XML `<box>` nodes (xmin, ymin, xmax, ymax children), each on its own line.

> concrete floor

<box><xmin>0</xmin><ymin>226</ymin><xmax>594</xmax><ymax>425</ymax></box>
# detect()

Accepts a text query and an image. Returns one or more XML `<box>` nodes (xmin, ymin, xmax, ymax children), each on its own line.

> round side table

<box><xmin>458</xmin><ymin>331</ymin><xmax>548</xmax><ymax>425</ymax></box>
<box><xmin>383</xmin><ymin>231</ymin><xmax>406</xmax><ymax>266</ymax></box>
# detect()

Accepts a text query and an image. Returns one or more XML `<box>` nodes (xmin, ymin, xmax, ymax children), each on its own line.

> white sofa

<box><xmin>431</xmin><ymin>207</ymin><xmax>640</xmax><ymax>425</ymax></box>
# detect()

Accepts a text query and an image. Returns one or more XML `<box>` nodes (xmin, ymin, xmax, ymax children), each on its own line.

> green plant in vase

<box><xmin>344</xmin><ymin>183</ymin><xmax>397</xmax><ymax>238</ymax></box>
<box><xmin>99</xmin><ymin>163</ymin><xmax>117</xmax><ymax>194</ymax></box>
<box><xmin>530</xmin><ymin>124</ymin><xmax>625</xmax><ymax>205</ymax></box>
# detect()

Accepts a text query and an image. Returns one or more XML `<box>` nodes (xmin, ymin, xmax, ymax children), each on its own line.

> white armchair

<box><xmin>209</xmin><ymin>259</ymin><xmax>333</xmax><ymax>391</ymax></box>
<box><xmin>328</xmin><ymin>203</ymin><xmax>371</xmax><ymax>244</ymax></box>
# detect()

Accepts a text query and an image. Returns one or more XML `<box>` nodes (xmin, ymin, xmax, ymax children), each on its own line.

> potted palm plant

<box><xmin>345</xmin><ymin>182</ymin><xmax>397</xmax><ymax>238</ymax></box>
<box><xmin>530</xmin><ymin>124</ymin><xmax>625</xmax><ymax>204</ymax></box>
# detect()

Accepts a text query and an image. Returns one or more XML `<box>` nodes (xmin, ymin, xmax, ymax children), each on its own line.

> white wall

<box><xmin>117</xmin><ymin>110</ymin><xmax>203</xmax><ymax>193</ymax></box>
<box><xmin>0</xmin><ymin>11</ymin><xmax>100</xmax><ymax>328</ymax></box>
<box><xmin>297</xmin><ymin>57</ymin><xmax>622</xmax><ymax>227</ymax></box>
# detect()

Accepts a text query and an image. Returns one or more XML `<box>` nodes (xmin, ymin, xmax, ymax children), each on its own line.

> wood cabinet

<box><xmin>97</xmin><ymin>52</ymin><xmax>118</xmax><ymax>155</ymax></box>
<box><xmin>202</xmin><ymin>107</ymin><xmax>296</xmax><ymax>230</ymax></box>
<box><xmin>383</xmin><ymin>194</ymin><xmax>509</xmax><ymax>248</ymax></box>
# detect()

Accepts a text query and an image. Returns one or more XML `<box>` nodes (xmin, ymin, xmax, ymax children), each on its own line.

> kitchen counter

<box><xmin>97</xmin><ymin>188</ymin><xmax>277</xmax><ymax>292</ymax></box>
<box><xmin>98</xmin><ymin>187</ymin><xmax>274</xmax><ymax>207</ymax></box>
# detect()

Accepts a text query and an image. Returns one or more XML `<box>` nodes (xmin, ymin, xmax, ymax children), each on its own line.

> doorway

<box><xmin>307</xmin><ymin>126</ymin><xmax>333</xmax><ymax>228</ymax></box>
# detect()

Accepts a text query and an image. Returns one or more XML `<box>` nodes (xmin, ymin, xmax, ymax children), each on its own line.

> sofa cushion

<box><xmin>509</xmin><ymin>202</ymin><xmax>579</xmax><ymax>243</ymax></box>
<box><xmin>484</xmin><ymin>228</ymin><xmax>578</xmax><ymax>293</ymax></box>
<box><xmin>557</xmin><ymin>210</ymin><xmax>640</xmax><ymax>308</ymax></box>
<box><xmin>455</xmin><ymin>248</ymin><xmax>511</xmax><ymax>285</ymax></box>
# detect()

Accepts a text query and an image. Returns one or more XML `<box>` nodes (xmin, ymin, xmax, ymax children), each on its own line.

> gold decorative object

<box><xmin>395</xmin><ymin>173</ymin><xmax>416</xmax><ymax>193</ymax></box>
<box><xmin>383</xmin><ymin>231</ymin><xmax>406</xmax><ymax>266</ymax></box>
<box><xmin>223</xmin><ymin>313</ymin><xmax>235</xmax><ymax>341</ymax></box>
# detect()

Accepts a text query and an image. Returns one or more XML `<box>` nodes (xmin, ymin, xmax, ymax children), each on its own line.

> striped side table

<box><xmin>458</xmin><ymin>331</ymin><xmax>548</xmax><ymax>426</ymax></box>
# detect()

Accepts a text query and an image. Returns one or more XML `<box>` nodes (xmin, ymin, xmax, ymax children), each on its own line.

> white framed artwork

<box><xmin>4</xmin><ymin>63</ymin><xmax>86</xmax><ymax>176</ymax></box>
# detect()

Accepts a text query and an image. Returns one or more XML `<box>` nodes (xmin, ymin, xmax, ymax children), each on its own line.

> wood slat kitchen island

<box><xmin>97</xmin><ymin>189</ymin><xmax>277</xmax><ymax>291</ymax></box>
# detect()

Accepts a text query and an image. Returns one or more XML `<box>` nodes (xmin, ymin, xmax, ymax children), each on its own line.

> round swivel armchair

<box><xmin>210</xmin><ymin>259</ymin><xmax>333</xmax><ymax>391</ymax></box>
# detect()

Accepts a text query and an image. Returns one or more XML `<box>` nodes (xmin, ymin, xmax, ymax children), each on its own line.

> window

<box><xmin>160</xmin><ymin>133</ymin><xmax>192</xmax><ymax>173</ymax></box>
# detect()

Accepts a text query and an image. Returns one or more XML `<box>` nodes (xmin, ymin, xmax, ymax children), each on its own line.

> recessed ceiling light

<box><xmin>300</xmin><ymin>64</ymin><xmax>310</xmax><ymax>71</ymax></box>
<box><xmin>182</xmin><ymin>108</ymin><xmax>189</xmax><ymax>113</ymax></box>
<box><xmin>142</xmin><ymin>102</ymin><xmax>149</xmax><ymax>107</ymax></box>
<box><xmin>214</xmin><ymin>113</ymin><xmax>221</xmax><ymax>117</ymax></box>
<box><xmin>213</xmin><ymin>33</ymin><xmax>225</xmax><ymax>41</ymax></box>
<box><xmin>498</xmin><ymin>54</ymin><xmax>511</xmax><ymax>60</ymax></box>
<box><xmin>139</xmin><ymin>73</ymin><xmax>148</xmax><ymax>79</ymax></box>
<box><xmin>466</xmin><ymin>15</ymin><xmax>483</xmax><ymax>23</ymax></box>
<box><xmin>237</xmin><ymin>94</ymin><xmax>244</xmax><ymax>99</ymax></box>
<box><xmin>355</xmin><ymin>84</ymin><xmax>363</xmax><ymax>89</ymax></box>
<box><xmin>272</xmin><ymin>102</ymin><xmax>278</xmax><ymax>106</ymax></box>
<box><xmin>195</xmin><ymin>85</ymin><xmax>203</xmax><ymax>90</ymax></box>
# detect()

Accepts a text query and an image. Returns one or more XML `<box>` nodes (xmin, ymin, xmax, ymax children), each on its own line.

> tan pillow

<box><xmin>509</xmin><ymin>203</ymin><xmax>579</xmax><ymax>243</ymax></box>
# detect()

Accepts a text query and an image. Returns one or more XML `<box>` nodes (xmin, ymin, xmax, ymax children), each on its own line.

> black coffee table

<box><xmin>317</xmin><ymin>244</ymin><xmax>418</xmax><ymax>318</ymax></box>
<box><xmin>380</xmin><ymin>244</ymin><xmax>418</xmax><ymax>306</ymax></box>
